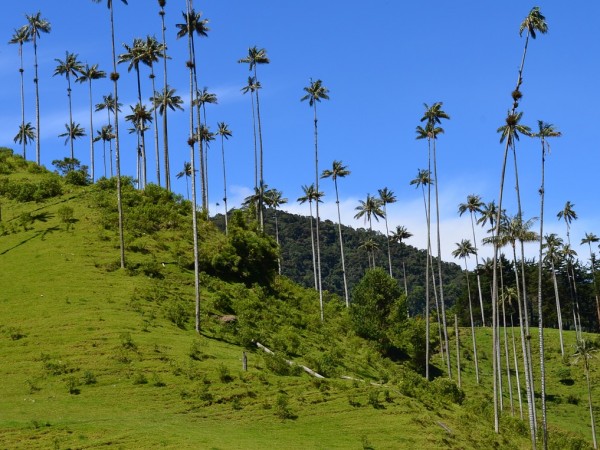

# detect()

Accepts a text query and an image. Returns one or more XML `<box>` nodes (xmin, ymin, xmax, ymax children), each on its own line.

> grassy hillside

<box><xmin>0</xmin><ymin>149</ymin><xmax>597</xmax><ymax>449</ymax></box>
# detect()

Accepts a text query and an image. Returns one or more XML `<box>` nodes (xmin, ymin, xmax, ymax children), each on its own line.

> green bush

<box><xmin>350</xmin><ymin>268</ymin><xmax>405</xmax><ymax>345</ymax></box>
<box><xmin>431</xmin><ymin>377</ymin><xmax>465</xmax><ymax>405</ymax></box>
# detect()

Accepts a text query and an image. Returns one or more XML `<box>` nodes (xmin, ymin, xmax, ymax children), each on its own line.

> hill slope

<box><xmin>0</xmin><ymin>149</ymin><xmax>596</xmax><ymax>449</ymax></box>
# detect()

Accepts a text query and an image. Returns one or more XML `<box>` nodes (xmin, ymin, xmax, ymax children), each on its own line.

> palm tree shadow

<box><xmin>1</xmin><ymin>225</ymin><xmax>60</xmax><ymax>254</ymax></box>
<box><xmin>32</xmin><ymin>212</ymin><xmax>54</xmax><ymax>223</ymax></box>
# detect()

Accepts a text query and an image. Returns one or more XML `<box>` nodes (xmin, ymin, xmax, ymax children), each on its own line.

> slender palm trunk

<box><xmin>272</xmin><ymin>209</ymin><xmax>281</xmax><ymax>273</ymax></box>
<box><xmin>159</xmin><ymin>5</ymin><xmax>170</xmax><ymax>191</ymax></box>
<box><xmin>18</xmin><ymin>43</ymin><xmax>26</xmax><ymax>159</ymax></box>
<box><xmin>150</xmin><ymin>68</ymin><xmax>161</xmax><ymax>187</ymax></box>
<box><xmin>512</xmin><ymin>243</ymin><xmax>536</xmax><ymax>446</ymax></box>
<box><xmin>511</xmin><ymin>314</ymin><xmax>524</xmax><ymax>419</ymax></box>
<box><xmin>87</xmin><ymin>80</ymin><xmax>96</xmax><ymax>181</ymax></box>
<box><xmin>333</xmin><ymin>179</ymin><xmax>349</xmax><ymax>307</ymax></box>
<box><xmin>491</xmin><ymin>137</ymin><xmax>511</xmax><ymax>433</ymax></box>
<box><xmin>186</xmin><ymin>0</ymin><xmax>201</xmax><ymax>334</ymax></box>
<box><xmin>308</xmin><ymin>200</ymin><xmax>318</xmax><ymax>291</ymax></box>
<box><xmin>584</xmin><ymin>358</ymin><xmax>598</xmax><ymax>449</ymax></box>
<box><xmin>432</xmin><ymin>139</ymin><xmax>451</xmax><ymax>378</ymax></box>
<box><xmin>463</xmin><ymin>259</ymin><xmax>480</xmax><ymax>384</ymax></box>
<box><xmin>67</xmin><ymin>75</ymin><xmax>75</xmax><ymax>159</ymax></box>
<box><xmin>469</xmin><ymin>212</ymin><xmax>486</xmax><ymax>325</ymax></box>
<box><xmin>501</xmin><ymin>295</ymin><xmax>515</xmax><ymax>416</ymax></box>
<box><xmin>108</xmin><ymin>3</ymin><xmax>126</xmax><ymax>269</ymax></box>
<box><xmin>431</xmin><ymin>252</ymin><xmax>445</xmax><ymax>363</ymax></box>
<box><xmin>403</xmin><ymin>262</ymin><xmax>408</xmax><ymax>298</ymax></box>
<box><xmin>33</xmin><ymin>35</ymin><xmax>41</xmax><ymax>165</ymax></box>
<box><xmin>189</xmin><ymin>33</ymin><xmax>206</xmax><ymax>213</ymax></box>
<box><xmin>425</xmin><ymin>149</ymin><xmax>432</xmax><ymax>381</ymax></box>
<box><xmin>454</xmin><ymin>315</ymin><xmax>461</xmax><ymax>388</ymax></box>
<box><xmin>513</xmin><ymin>145</ymin><xmax>537</xmax><ymax>439</ymax></box>
<box><xmin>254</xmin><ymin>66</ymin><xmax>265</xmax><ymax>230</ymax></box>
<box><xmin>383</xmin><ymin>203</ymin><xmax>393</xmax><ymax>277</ymax></box>
<box><xmin>538</xmin><ymin>140</ymin><xmax>548</xmax><ymax>449</ymax></box>
<box><xmin>312</xmin><ymin>103</ymin><xmax>324</xmax><ymax>321</ymax></box>
<box><xmin>220</xmin><ymin>135</ymin><xmax>229</xmax><ymax>234</ymax></box>
<box><xmin>550</xmin><ymin>260</ymin><xmax>565</xmax><ymax>356</ymax></box>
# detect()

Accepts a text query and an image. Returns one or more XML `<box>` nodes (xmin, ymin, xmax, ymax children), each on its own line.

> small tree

<box><xmin>350</xmin><ymin>267</ymin><xmax>406</xmax><ymax>349</ymax></box>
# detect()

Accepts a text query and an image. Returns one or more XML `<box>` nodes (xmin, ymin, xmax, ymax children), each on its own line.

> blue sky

<box><xmin>1</xmin><ymin>1</ymin><xmax>598</xmax><ymax>263</ymax></box>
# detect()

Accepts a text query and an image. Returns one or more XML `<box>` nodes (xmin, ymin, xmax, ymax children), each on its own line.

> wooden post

<box><xmin>242</xmin><ymin>351</ymin><xmax>247</xmax><ymax>371</ymax></box>
<box><xmin>455</xmin><ymin>314</ymin><xmax>461</xmax><ymax>388</ymax></box>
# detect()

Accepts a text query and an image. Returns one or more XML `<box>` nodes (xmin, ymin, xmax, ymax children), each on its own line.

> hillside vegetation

<box><xmin>0</xmin><ymin>148</ymin><xmax>597</xmax><ymax>449</ymax></box>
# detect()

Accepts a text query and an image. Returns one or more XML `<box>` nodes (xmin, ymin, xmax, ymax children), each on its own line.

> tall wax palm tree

<box><xmin>301</xmin><ymin>78</ymin><xmax>329</xmax><ymax>321</ymax></box>
<box><xmin>581</xmin><ymin>232</ymin><xmax>600</xmax><ymax>328</ymax></box>
<box><xmin>93</xmin><ymin>0</ymin><xmax>128</xmax><ymax>269</ymax></box>
<box><xmin>544</xmin><ymin>233</ymin><xmax>565</xmax><ymax>356</ymax></box>
<box><xmin>533</xmin><ymin>120</ymin><xmax>561</xmax><ymax>444</ymax></box>
<box><xmin>321</xmin><ymin>160</ymin><xmax>351</xmax><ymax>307</ymax></box>
<box><xmin>241</xmin><ymin>76</ymin><xmax>260</xmax><ymax>190</ymax></box>
<box><xmin>9</xmin><ymin>26</ymin><xmax>31</xmax><ymax>159</ymax></box>
<box><xmin>53</xmin><ymin>52</ymin><xmax>84</xmax><ymax>159</ymax></box>
<box><xmin>25</xmin><ymin>12</ymin><xmax>51</xmax><ymax>165</ymax></box>
<box><xmin>140</xmin><ymin>35</ymin><xmax>166</xmax><ymax>187</ymax></box>
<box><xmin>298</xmin><ymin>184</ymin><xmax>323</xmax><ymax>292</ymax></box>
<box><xmin>354</xmin><ymin>194</ymin><xmax>384</xmax><ymax>265</ymax></box>
<box><xmin>264</xmin><ymin>188</ymin><xmax>287</xmax><ymax>275</ymax></box>
<box><xmin>151</xmin><ymin>86</ymin><xmax>183</xmax><ymax>191</ymax></box>
<box><xmin>76</xmin><ymin>64</ymin><xmax>106</xmax><ymax>182</ymax></box>
<box><xmin>490</xmin><ymin>8</ymin><xmax>547</xmax><ymax>438</ymax></box>
<box><xmin>13</xmin><ymin>123</ymin><xmax>36</xmax><ymax>155</ymax></box>
<box><xmin>176</xmin><ymin>0</ymin><xmax>205</xmax><ymax>334</ymax></box>
<box><xmin>217</xmin><ymin>122</ymin><xmax>232</xmax><ymax>234</ymax></box>
<box><xmin>378</xmin><ymin>187</ymin><xmax>397</xmax><ymax>278</ymax></box>
<box><xmin>452</xmin><ymin>239</ymin><xmax>480</xmax><ymax>384</ymax></box>
<box><xmin>420</xmin><ymin>101</ymin><xmax>452</xmax><ymax>379</ymax></box>
<box><xmin>239</xmin><ymin>47</ymin><xmax>270</xmax><ymax>228</ymax></box>
<box><xmin>458</xmin><ymin>194</ymin><xmax>486</xmax><ymax>325</ymax></box>
<box><xmin>176</xmin><ymin>161</ymin><xmax>193</xmax><ymax>200</ymax></box>
<box><xmin>93</xmin><ymin>124</ymin><xmax>114</xmax><ymax>178</ymax></box>
<box><xmin>390</xmin><ymin>225</ymin><xmax>413</xmax><ymax>297</ymax></box>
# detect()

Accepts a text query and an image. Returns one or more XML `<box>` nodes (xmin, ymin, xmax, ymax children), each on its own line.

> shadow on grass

<box><xmin>0</xmin><ymin>225</ymin><xmax>61</xmax><ymax>255</ymax></box>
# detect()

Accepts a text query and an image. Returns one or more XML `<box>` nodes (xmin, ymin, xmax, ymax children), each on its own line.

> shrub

<box><xmin>274</xmin><ymin>394</ymin><xmax>295</xmax><ymax>419</ymax></box>
<box><xmin>217</xmin><ymin>363</ymin><xmax>234</xmax><ymax>383</ymax></box>
<box><xmin>65</xmin><ymin>376</ymin><xmax>80</xmax><ymax>394</ymax></box>
<box><xmin>83</xmin><ymin>371</ymin><xmax>97</xmax><ymax>385</ymax></box>
<box><xmin>58</xmin><ymin>206</ymin><xmax>75</xmax><ymax>230</ymax></box>
<box><xmin>431</xmin><ymin>378</ymin><xmax>465</xmax><ymax>405</ymax></box>
<box><xmin>133</xmin><ymin>372</ymin><xmax>148</xmax><ymax>385</ymax></box>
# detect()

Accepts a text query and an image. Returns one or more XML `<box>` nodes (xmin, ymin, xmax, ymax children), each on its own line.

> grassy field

<box><xmin>0</xmin><ymin>154</ymin><xmax>597</xmax><ymax>449</ymax></box>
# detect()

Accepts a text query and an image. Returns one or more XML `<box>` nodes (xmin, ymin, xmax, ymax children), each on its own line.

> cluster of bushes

<box><xmin>0</xmin><ymin>175</ymin><xmax>62</xmax><ymax>202</ymax></box>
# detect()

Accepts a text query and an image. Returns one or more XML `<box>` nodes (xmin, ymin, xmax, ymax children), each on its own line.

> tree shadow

<box><xmin>32</xmin><ymin>212</ymin><xmax>54</xmax><ymax>223</ymax></box>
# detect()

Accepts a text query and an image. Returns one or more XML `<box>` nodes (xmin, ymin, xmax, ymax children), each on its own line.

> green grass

<box><xmin>0</xmin><ymin>153</ymin><xmax>597</xmax><ymax>449</ymax></box>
